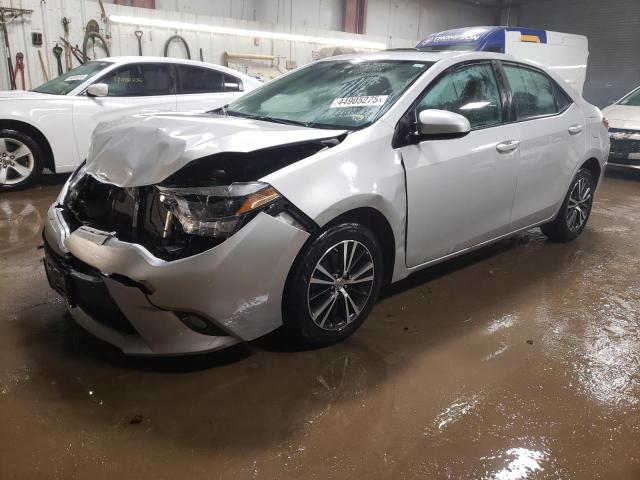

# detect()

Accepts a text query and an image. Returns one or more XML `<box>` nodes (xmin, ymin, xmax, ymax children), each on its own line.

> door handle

<box><xmin>496</xmin><ymin>140</ymin><xmax>519</xmax><ymax>153</ymax></box>
<box><xmin>568</xmin><ymin>124</ymin><xmax>584</xmax><ymax>135</ymax></box>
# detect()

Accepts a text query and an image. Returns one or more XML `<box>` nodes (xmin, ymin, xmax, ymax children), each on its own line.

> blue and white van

<box><xmin>416</xmin><ymin>26</ymin><xmax>589</xmax><ymax>95</ymax></box>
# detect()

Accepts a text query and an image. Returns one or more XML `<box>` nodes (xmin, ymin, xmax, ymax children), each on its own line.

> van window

<box><xmin>504</xmin><ymin>65</ymin><xmax>556</xmax><ymax>120</ymax></box>
<box><xmin>417</xmin><ymin>63</ymin><xmax>502</xmax><ymax>128</ymax></box>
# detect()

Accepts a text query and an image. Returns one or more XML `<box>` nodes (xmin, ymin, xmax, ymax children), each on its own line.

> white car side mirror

<box><xmin>417</xmin><ymin>109</ymin><xmax>471</xmax><ymax>138</ymax></box>
<box><xmin>86</xmin><ymin>83</ymin><xmax>109</xmax><ymax>97</ymax></box>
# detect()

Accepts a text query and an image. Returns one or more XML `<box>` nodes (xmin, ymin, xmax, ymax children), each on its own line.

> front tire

<box><xmin>541</xmin><ymin>168</ymin><xmax>594</xmax><ymax>242</ymax></box>
<box><xmin>0</xmin><ymin>129</ymin><xmax>44</xmax><ymax>192</ymax></box>
<box><xmin>283</xmin><ymin>223</ymin><xmax>384</xmax><ymax>348</ymax></box>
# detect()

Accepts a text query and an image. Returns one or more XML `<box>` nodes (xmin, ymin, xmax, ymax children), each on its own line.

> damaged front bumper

<box><xmin>43</xmin><ymin>204</ymin><xmax>309</xmax><ymax>356</ymax></box>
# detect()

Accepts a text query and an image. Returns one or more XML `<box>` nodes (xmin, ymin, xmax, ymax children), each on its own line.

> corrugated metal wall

<box><xmin>518</xmin><ymin>0</ymin><xmax>640</xmax><ymax>107</ymax></box>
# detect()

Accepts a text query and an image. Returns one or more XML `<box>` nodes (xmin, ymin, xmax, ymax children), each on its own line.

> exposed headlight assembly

<box><xmin>156</xmin><ymin>182</ymin><xmax>281</xmax><ymax>238</ymax></box>
<box><xmin>59</xmin><ymin>161</ymin><xmax>88</xmax><ymax>203</ymax></box>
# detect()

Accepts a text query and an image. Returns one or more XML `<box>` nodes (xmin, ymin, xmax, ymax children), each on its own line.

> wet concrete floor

<box><xmin>1</xmin><ymin>169</ymin><xmax>639</xmax><ymax>479</ymax></box>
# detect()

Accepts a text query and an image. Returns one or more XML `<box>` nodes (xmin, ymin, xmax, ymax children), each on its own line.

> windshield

<box><xmin>225</xmin><ymin>59</ymin><xmax>433</xmax><ymax>129</ymax></box>
<box><xmin>32</xmin><ymin>61</ymin><xmax>113</xmax><ymax>95</ymax></box>
<box><xmin>618</xmin><ymin>87</ymin><xmax>640</xmax><ymax>106</ymax></box>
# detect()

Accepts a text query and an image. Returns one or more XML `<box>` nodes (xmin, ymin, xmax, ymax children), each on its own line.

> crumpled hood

<box><xmin>86</xmin><ymin>112</ymin><xmax>347</xmax><ymax>187</ymax></box>
<box><xmin>602</xmin><ymin>104</ymin><xmax>640</xmax><ymax>130</ymax></box>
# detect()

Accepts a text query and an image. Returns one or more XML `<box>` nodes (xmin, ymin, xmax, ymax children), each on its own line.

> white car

<box><xmin>0</xmin><ymin>56</ymin><xmax>261</xmax><ymax>191</ymax></box>
<box><xmin>602</xmin><ymin>85</ymin><xmax>640</xmax><ymax>170</ymax></box>
<box><xmin>44</xmin><ymin>50</ymin><xmax>609</xmax><ymax>355</ymax></box>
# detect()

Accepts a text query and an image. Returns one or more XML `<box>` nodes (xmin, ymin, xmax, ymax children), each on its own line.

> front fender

<box><xmin>1</xmin><ymin>99</ymin><xmax>80</xmax><ymax>171</ymax></box>
<box><xmin>264</xmin><ymin>126</ymin><xmax>410</xmax><ymax>282</ymax></box>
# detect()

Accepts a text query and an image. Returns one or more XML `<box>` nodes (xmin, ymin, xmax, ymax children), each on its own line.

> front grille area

<box><xmin>609</xmin><ymin>128</ymin><xmax>640</xmax><ymax>165</ymax></box>
<box><xmin>63</xmin><ymin>175</ymin><xmax>221</xmax><ymax>260</ymax></box>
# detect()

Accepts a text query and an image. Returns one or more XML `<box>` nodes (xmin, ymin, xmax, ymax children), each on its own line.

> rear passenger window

<box><xmin>417</xmin><ymin>63</ymin><xmax>502</xmax><ymax>129</ymax></box>
<box><xmin>553</xmin><ymin>81</ymin><xmax>573</xmax><ymax>112</ymax></box>
<box><xmin>504</xmin><ymin>65</ymin><xmax>557</xmax><ymax>120</ymax></box>
<box><xmin>179</xmin><ymin>66</ymin><xmax>223</xmax><ymax>94</ymax></box>
<box><xmin>223</xmin><ymin>74</ymin><xmax>243</xmax><ymax>92</ymax></box>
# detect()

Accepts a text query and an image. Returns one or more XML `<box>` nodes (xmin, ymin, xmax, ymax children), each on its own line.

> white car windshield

<box><xmin>225</xmin><ymin>59</ymin><xmax>433</xmax><ymax>129</ymax></box>
<box><xmin>618</xmin><ymin>87</ymin><xmax>640</xmax><ymax>106</ymax></box>
<box><xmin>32</xmin><ymin>61</ymin><xmax>113</xmax><ymax>95</ymax></box>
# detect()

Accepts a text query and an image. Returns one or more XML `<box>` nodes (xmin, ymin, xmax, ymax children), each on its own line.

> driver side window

<box><xmin>99</xmin><ymin>64</ymin><xmax>173</xmax><ymax>97</ymax></box>
<box><xmin>417</xmin><ymin>63</ymin><xmax>502</xmax><ymax>129</ymax></box>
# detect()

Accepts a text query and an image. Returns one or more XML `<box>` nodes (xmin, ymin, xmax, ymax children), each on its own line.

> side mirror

<box><xmin>86</xmin><ymin>83</ymin><xmax>109</xmax><ymax>97</ymax></box>
<box><xmin>417</xmin><ymin>109</ymin><xmax>471</xmax><ymax>139</ymax></box>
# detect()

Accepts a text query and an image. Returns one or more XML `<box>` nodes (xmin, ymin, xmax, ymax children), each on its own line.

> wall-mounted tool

<box><xmin>59</xmin><ymin>37</ymin><xmax>85</xmax><ymax>65</ymax></box>
<box><xmin>135</xmin><ymin>30</ymin><xmax>143</xmax><ymax>56</ymax></box>
<box><xmin>82</xmin><ymin>31</ymin><xmax>110</xmax><ymax>61</ymax></box>
<box><xmin>86</xmin><ymin>19</ymin><xmax>99</xmax><ymax>34</ymax></box>
<box><xmin>38</xmin><ymin>49</ymin><xmax>49</xmax><ymax>81</ymax></box>
<box><xmin>0</xmin><ymin>7</ymin><xmax>33</xmax><ymax>89</ymax></box>
<box><xmin>164</xmin><ymin>35</ymin><xmax>191</xmax><ymax>59</ymax></box>
<box><xmin>12</xmin><ymin>52</ymin><xmax>25</xmax><ymax>89</ymax></box>
<box><xmin>62</xmin><ymin>17</ymin><xmax>73</xmax><ymax>70</ymax></box>
<box><xmin>53</xmin><ymin>43</ymin><xmax>63</xmax><ymax>75</ymax></box>
<box><xmin>31</xmin><ymin>32</ymin><xmax>43</xmax><ymax>46</ymax></box>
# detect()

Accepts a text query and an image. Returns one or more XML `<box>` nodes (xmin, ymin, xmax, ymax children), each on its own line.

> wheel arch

<box><xmin>579</xmin><ymin>157</ymin><xmax>602</xmax><ymax>183</ymax></box>
<box><xmin>323</xmin><ymin>207</ymin><xmax>396</xmax><ymax>287</ymax></box>
<box><xmin>0</xmin><ymin>119</ymin><xmax>55</xmax><ymax>173</ymax></box>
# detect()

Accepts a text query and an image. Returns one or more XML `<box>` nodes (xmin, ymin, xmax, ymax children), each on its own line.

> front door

<box><xmin>398</xmin><ymin>62</ymin><xmax>520</xmax><ymax>267</ymax></box>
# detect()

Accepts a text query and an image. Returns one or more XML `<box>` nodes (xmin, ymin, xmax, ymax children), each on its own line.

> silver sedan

<box><xmin>43</xmin><ymin>50</ymin><xmax>609</xmax><ymax>355</ymax></box>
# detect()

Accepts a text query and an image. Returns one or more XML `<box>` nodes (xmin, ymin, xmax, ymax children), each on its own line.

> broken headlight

<box><xmin>156</xmin><ymin>182</ymin><xmax>281</xmax><ymax>238</ymax></box>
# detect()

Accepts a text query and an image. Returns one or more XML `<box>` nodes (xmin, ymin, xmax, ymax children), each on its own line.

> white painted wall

<box><xmin>154</xmin><ymin>0</ymin><xmax>345</xmax><ymax>31</ymax></box>
<box><xmin>0</xmin><ymin>0</ymin><xmax>494</xmax><ymax>91</ymax></box>
<box><xmin>151</xmin><ymin>0</ymin><xmax>494</xmax><ymax>39</ymax></box>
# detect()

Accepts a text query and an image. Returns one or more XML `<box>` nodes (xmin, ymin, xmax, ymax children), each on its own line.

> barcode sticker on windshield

<box><xmin>330</xmin><ymin>95</ymin><xmax>388</xmax><ymax>108</ymax></box>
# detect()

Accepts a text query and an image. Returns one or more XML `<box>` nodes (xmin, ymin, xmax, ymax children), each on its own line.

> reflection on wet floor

<box><xmin>0</xmin><ymin>168</ymin><xmax>639</xmax><ymax>479</ymax></box>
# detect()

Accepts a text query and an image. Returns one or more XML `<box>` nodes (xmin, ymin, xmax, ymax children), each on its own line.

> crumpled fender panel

<box><xmin>85</xmin><ymin>112</ymin><xmax>347</xmax><ymax>187</ymax></box>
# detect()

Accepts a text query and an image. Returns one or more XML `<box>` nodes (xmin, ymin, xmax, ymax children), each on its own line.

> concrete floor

<box><xmin>1</xmin><ymin>169</ymin><xmax>639</xmax><ymax>479</ymax></box>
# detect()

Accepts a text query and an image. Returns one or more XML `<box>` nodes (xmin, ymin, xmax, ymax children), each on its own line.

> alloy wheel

<box><xmin>0</xmin><ymin>138</ymin><xmax>34</xmax><ymax>186</ymax></box>
<box><xmin>307</xmin><ymin>239</ymin><xmax>375</xmax><ymax>331</ymax></box>
<box><xmin>566</xmin><ymin>177</ymin><xmax>592</xmax><ymax>231</ymax></box>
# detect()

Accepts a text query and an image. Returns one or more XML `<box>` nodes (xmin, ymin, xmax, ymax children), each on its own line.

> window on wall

<box><xmin>417</xmin><ymin>63</ymin><xmax>502</xmax><ymax>129</ymax></box>
<box><xmin>179</xmin><ymin>65</ymin><xmax>224</xmax><ymax>94</ymax></box>
<box><xmin>100</xmin><ymin>64</ymin><xmax>173</xmax><ymax>96</ymax></box>
<box><xmin>503</xmin><ymin>65</ymin><xmax>557</xmax><ymax>120</ymax></box>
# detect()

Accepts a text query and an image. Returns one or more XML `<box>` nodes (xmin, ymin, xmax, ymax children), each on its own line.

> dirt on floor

<box><xmin>0</xmin><ymin>169</ymin><xmax>639</xmax><ymax>480</ymax></box>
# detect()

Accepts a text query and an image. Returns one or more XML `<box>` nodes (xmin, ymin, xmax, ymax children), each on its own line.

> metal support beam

<box><xmin>344</xmin><ymin>0</ymin><xmax>367</xmax><ymax>34</ymax></box>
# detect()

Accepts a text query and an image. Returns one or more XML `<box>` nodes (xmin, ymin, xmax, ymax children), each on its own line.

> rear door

<box><xmin>501</xmin><ymin>62</ymin><xmax>586</xmax><ymax>229</ymax></box>
<box><xmin>398</xmin><ymin>61</ymin><xmax>520</xmax><ymax>267</ymax></box>
<box><xmin>176</xmin><ymin>65</ymin><xmax>245</xmax><ymax>111</ymax></box>
<box><xmin>72</xmin><ymin>63</ymin><xmax>177</xmax><ymax>160</ymax></box>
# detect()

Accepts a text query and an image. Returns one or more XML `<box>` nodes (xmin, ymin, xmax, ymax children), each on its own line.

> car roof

<box><xmin>94</xmin><ymin>56</ymin><xmax>258</xmax><ymax>82</ymax></box>
<box><xmin>318</xmin><ymin>49</ymin><xmax>552</xmax><ymax>71</ymax></box>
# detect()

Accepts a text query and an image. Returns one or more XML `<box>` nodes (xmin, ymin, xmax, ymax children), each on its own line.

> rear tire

<box><xmin>282</xmin><ymin>223</ymin><xmax>384</xmax><ymax>348</ymax></box>
<box><xmin>541</xmin><ymin>168</ymin><xmax>594</xmax><ymax>242</ymax></box>
<box><xmin>0</xmin><ymin>129</ymin><xmax>44</xmax><ymax>191</ymax></box>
